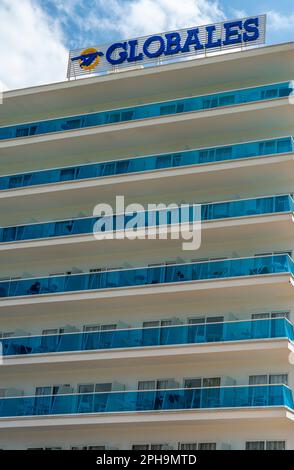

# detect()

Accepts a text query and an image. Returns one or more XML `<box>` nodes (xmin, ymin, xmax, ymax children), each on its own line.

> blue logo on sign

<box><xmin>72</xmin><ymin>48</ymin><xmax>104</xmax><ymax>70</ymax></box>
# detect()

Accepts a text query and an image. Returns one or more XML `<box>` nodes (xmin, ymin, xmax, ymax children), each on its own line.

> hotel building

<box><xmin>0</xmin><ymin>40</ymin><xmax>293</xmax><ymax>450</ymax></box>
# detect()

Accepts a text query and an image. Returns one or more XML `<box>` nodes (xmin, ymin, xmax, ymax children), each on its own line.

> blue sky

<box><xmin>0</xmin><ymin>0</ymin><xmax>293</xmax><ymax>90</ymax></box>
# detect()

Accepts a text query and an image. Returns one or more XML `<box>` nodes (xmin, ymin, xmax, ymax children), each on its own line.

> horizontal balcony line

<box><xmin>0</xmin><ymin>254</ymin><xmax>293</xmax><ymax>299</ymax></box>
<box><xmin>0</xmin><ymin>385</ymin><xmax>292</xmax><ymax>419</ymax></box>
<box><xmin>0</xmin><ymin>82</ymin><xmax>291</xmax><ymax>142</ymax></box>
<box><xmin>1</xmin><ymin>408</ymin><xmax>290</xmax><ymax>429</ymax></box>
<box><xmin>3</xmin><ymin>339</ymin><xmax>292</xmax><ymax>369</ymax></box>
<box><xmin>0</xmin><ymin>136</ymin><xmax>292</xmax><ymax>192</ymax></box>
<box><xmin>0</xmin><ymin>195</ymin><xmax>293</xmax><ymax>245</ymax></box>
<box><xmin>1</xmin><ymin>318</ymin><xmax>293</xmax><ymax>358</ymax></box>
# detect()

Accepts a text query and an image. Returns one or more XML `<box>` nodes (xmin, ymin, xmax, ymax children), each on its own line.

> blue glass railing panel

<box><xmin>0</xmin><ymin>137</ymin><xmax>292</xmax><ymax>191</ymax></box>
<box><xmin>201</xmin><ymin>195</ymin><xmax>294</xmax><ymax>221</ymax></box>
<box><xmin>0</xmin><ymin>195</ymin><xmax>293</xmax><ymax>243</ymax></box>
<box><xmin>0</xmin><ymin>206</ymin><xmax>197</xmax><ymax>243</ymax></box>
<box><xmin>1</xmin><ymin>318</ymin><xmax>293</xmax><ymax>357</ymax></box>
<box><xmin>0</xmin><ymin>254</ymin><xmax>293</xmax><ymax>298</ymax></box>
<box><xmin>0</xmin><ymin>82</ymin><xmax>291</xmax><ymax>142</ymax></box>
<box><xmin>0</xmin><ymin>385</ymin><xmax>292</xmax><ymax>418</ymax></box>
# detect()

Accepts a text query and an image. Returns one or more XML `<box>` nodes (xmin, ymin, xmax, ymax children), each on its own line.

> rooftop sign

<box><xmin>67</xmin><ymin>14</ymin><xmax>266</xmax><ymax>79</ymax></box>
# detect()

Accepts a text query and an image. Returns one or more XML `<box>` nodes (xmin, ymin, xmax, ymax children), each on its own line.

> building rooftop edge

<box><xmin>3</xmin><ymin>41</ymin><xmax>294</xmax><ymax>99</ymax></box>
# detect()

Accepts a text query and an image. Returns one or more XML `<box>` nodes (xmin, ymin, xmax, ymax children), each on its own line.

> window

<box><xmin>266</xmin><ymin>441</ymin><xmax>285</xmax><ymax>450</ymax></box>
<box><xmin>78</xmin><ymin>384</ymin><xmax>94</xmax><ymax>394</ymax></box>
<box><xmin>251</xmin><ymin>313</ymin><xmax>270</xmax><ymax>320</ymax></box>
<box><xmin>249</xmin><ymin>374</ymin><xmax>288</xmax><ymax>385</ymax></box>
<box><xmin>101</xmin><ymin>324</ymin><xmax>117</xmax><ymax>331</ymax></box>
<box><xmin>132</xmin><ymin>444</ymin><xmax>169</xmax><ymax>450</ymax></box>
<box><xmin>249</xmin><ymin>375</ymin><xmax>267</xmax><ymax>385</ymax></box>
<box><xmin>274</xmin><ymin>250</ymin><xmax>292</xmax><ymax>257</ymax></box>
<box><xmin>0</xmin><ymin>332</ymin><xmax>14</xmax><ymax>338</ymax></box>
<box><xmin>184</xmin><ymin>378</ymin><xmax>202</xmax><ymax>389</ymax></box>
<box><xmin>251</xmin><ymin>312</ymin><xmax>289</xmax><ymax>320</ymax></box>
<box><xmin>198</xmin><ymin>443</ymin><xmax>216</xmax><ymax>450</ymax></box>
<box><xmin>35</xmin><ymin>386</ymin><xmax>52</xmax><ymax>396</ymax></box>
<box><xmin>203</xmin><ymin>377</ymin><xmax>221</xmax><ymax>388</ymax></box>
<box><xmin>184</xmin><ymin>377</ymin><xmax>221</xmax><ymax>388</ymax></box>
<box><xmin>246</xmin><ymin>441</ymin><xmax>265</xmax><ymax>450</ymax></box>
<box><xmin>83</xmin><ymin>325</ymin><xmax>100</xmax><ymax>333</ymax></box>
<box><xmin>138</xmin><ymin>381</ymin><xmax>155</xmax><ymax>391</ymax></box>
<box><xmin>143</xmin><ymin>321</ymin><xmax>160</xmax><ymax>328</ymax></box>
<box><xmin>246</xmin><ymin>441</ymin><xmax>285</xmax><ymax>450</ymax></box>
<box><xmin>95</xmin><ymin>383</ymin><xmax>112</xmax><ymax>393</ymax></box>
<box><xmin>188</xmin><ymin>317</ymin><xmax>205</xmax><ymax>325</ymax></box>
<box><xmin>156</xmin><ymin>379</ymin><xmax>172</xmax><ymax>390</ymax></box>
<box><xmin>53</xmin><ymin>384</ymin><xmax>72</xmax><ymax>394</ymax></box>
<box><xmin>137</xmin><ymin>380</ymin><xmax>175</xmax><ymax>390</ymax></box>
<box><xmin>269</xmin><ymin>374</ymin><xmax>288</xmax><ymax>385</ymax></box>
<box><xmin>42</xmin><ymin>329</ymin><xmax>59</xmax><ymax>336</ymax></box>
<box><xmin>271</xmin><ymin>311</ymin><xmax>289</xmax><ymax>319</ymax></box>
<box><xmin>78</xmin><ymin>383</ymin><xmax>112</xmax><ymax>394</ymax></box>
<box><xmin>188</xmin><ymin>316</ymin><xmax>224</xmax><ymax>325</ymax></box>
<box><xmin>178</xmin><ymin>443</ymin><xmax>197</xmax><ymax>450</ymax></box>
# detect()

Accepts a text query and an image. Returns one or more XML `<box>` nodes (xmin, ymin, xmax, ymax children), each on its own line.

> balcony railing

<box><xmin>0</xmin><ymin>136</ymin><xmax>293</xmax><ymax>191</ymax></box>
<box><xmin>0</xmin><ymin>254</ymin><xmax>293</xmax><ymax>299</ymax></box>
<box><xmin>1</xmin><ymin>318</ymin><xmax>293</xmax><ymax>357</ymax></box>
<box><xmin>0</xmin><ymin>82</ymin><xmax>292</xmax><ymax>142</ymax></box>
<box><xmin>0</xmin><ymin>385</ymin><xmax>292</xmax><ymax>418</ymax></box>
<box><xmin>1</xmin><ymin>195</ymin><xmax>293</xmax><ymax>244</ymax></box>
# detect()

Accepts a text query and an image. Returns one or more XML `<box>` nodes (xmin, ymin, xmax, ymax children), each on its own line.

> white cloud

<box><xmin>47</xmin><ymin>0</ymin><xmax>225</xmax><ymax>41</ymax></box>
<box><xmin>96</xmin><ymin>0</ymin><xmax>225</xmax><ymax>38</ymax></box>
<box><xmin>0</xmin><ymin>0</ymin><xmax>68</xmax><ymax>90</ymax></box>
<box><xmin>267</xmin><ymin>10</ymin><xmax>294</xmax><ymax>30</ymax></box>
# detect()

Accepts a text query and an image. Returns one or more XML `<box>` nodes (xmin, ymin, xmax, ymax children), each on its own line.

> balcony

<box><xmin>0</xmin><ymin>254</ymin><xmax>293</xmax><ymax>299</ymax></box>
<box><xmin>1</xmin><ymin>318</ymin><xmax>293</xmax><ymax>358</ymax></box>
<box><xmin>0</xmin><ymin>82</ymin><xmax>291</xmax><ymax>142</ymax></box>
<box><xmin>0</xmin><ymin>137</ymin><xmax>292</xmax><ymax>192</ymax></box>
<box><xmin>0</xmin><ymin>195</ymin><xmax>292</xmax><ymax>245</ymax></box>
<box><xmin>0</xmin><ymin>385</ymin><xmax>292</xmax><ymax>419</ymax></box>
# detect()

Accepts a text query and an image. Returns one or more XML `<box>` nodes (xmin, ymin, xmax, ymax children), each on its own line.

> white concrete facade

<box><xmin>0</xmin><ymin>42</ymin><xmax>293</xmax><ymax>450</ymax></box>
